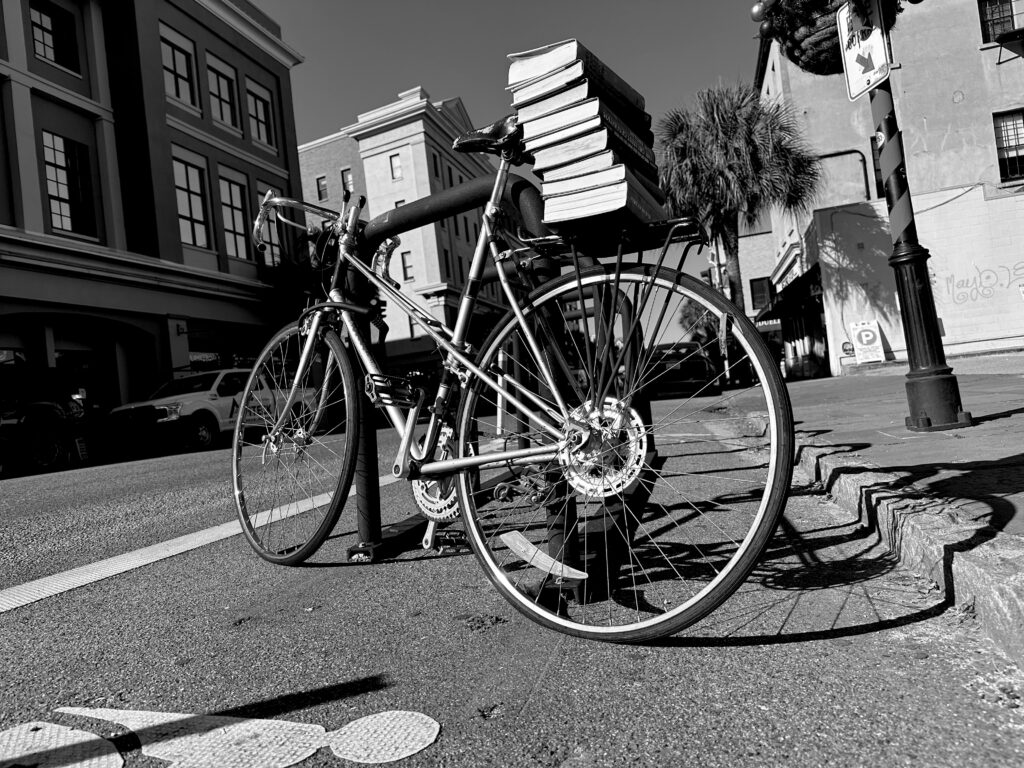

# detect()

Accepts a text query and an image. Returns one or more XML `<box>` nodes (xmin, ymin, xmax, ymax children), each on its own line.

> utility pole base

<box><xmin>904</xmin><ymin>373</ymin><xmax>974</xmax><ymax>432</ymax></box>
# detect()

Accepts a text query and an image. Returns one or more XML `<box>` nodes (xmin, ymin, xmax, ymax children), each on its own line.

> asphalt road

<box><xmin>1</xmin><ymin>424</ymin><xmax>1023</xmax><ymax>767</ymax></box>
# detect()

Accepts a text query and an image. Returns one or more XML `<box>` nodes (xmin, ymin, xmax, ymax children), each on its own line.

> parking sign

<box><xmin>849</xmin><ymin>320</ymin><xmax>885</xmax><ymax>364</ymax></box>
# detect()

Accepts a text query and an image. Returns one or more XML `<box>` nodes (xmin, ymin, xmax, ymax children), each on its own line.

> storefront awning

<box><xmin>754</xmin><ymin>264</ymin><xmax>821</xmax><ymax>323</ymax></box>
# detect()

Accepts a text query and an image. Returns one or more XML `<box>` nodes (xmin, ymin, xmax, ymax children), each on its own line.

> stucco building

<box><xmin>298</xmin><ymin>87</ymin><xmax>503</xmax><ymax>366</ymax></box>
<box><xmin>748</xmin><ymin>0</ymin><xmax>1024</xmax><ymax>377</ymax></box>
<box><xmin>0</xmin><ymin>0</ymin><xmax>303</xmax><ymax>412</ymax></box>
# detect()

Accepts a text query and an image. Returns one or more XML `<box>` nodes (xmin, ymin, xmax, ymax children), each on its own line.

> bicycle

<box><xmin>232</xmin><ymin>114</ymin><xmax>795</xmax><ymax>643</ymax></box>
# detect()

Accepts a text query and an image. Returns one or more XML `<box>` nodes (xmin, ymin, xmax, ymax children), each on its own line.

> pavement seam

<box><xmin>796</xmin><ymin>436</ymin><xmax>1024</xmax><ymax>668</ymax></box>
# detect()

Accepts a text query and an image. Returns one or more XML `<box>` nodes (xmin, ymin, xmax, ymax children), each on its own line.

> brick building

<box><xmin>0</xmin><ymin>0</ymin><xmax>303</xmax><ymax>416</ymax></box>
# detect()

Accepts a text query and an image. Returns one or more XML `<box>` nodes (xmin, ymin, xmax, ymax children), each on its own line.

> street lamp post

<box><xmin>868</xmin><ymin>78</ymin><xmax>972</xmax><ymax>431</ymax></box>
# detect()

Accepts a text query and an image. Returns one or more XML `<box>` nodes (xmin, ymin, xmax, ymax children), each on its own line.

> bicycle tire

<box><xmin>455</xmin><ymin>264</ymin><xmax>794</xmax><ymax>642</ymax></box>
<box><xmin>232</xmin><ymin>323</ymin><xmax>360</xmax><ymax>565</ymax></box>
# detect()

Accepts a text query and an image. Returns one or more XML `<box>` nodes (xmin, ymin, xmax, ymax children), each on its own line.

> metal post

<box><xmin>348</xmin><ymin>313</ymin><xmax>383</xmax><ymax>562</ymax></box>
<box><xmin>868</xmin><ymin>79</ymin><xmax>972</xmax><ymax>431</ymax></box>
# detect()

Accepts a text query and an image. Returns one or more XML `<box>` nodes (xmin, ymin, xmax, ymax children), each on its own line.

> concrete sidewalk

<box><xmin>785</xmin><ymin>352</ymin><xmax>1024</xmax><ymax>665</ymax></box>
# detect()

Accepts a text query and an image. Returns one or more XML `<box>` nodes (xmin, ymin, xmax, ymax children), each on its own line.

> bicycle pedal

<box><xmin>432</xmin><ymin>529</ymin><xmax>467</xmax><ymax>553</ymax></box>
<box><xmin>365</xmin><ymin>374</ymin><xmax>421</xmax><ymax>408</ymax></box>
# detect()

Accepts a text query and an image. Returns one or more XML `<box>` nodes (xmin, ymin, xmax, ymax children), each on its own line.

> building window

<box><xmin>394</xmin><ymin>199</ymin><xmax>405</xmax><ymax>208</ymax></box>
<box><xmin>341</xmin><ymin>167</ymin><xmax>354</xmax><ymax>193</ymax></box>
<box><xmin>207</xmin><ymin>56</ymin><xmax>238</xmax><ymax>128</ymax></box>
<box><xmin>173</xmin><ymin>155</ymin><xmax>208</xmax><ymax>248</ymax></box>
<box><xmin>389</xmin><ymin>153</ymin><xmax>402</xmax><ymax>180</ymax></box>
<box><xmin>994</xmin><ymin>110</ymin><xmax>1024</xmax><ymax>181</ymax></box>
<box><xmin>979</xmin><ymin>1</ymin><xmax>1024</xmax><ymax>44</ymax></box>
<box><xmin>41</xmin><ymin>130</ymin><xmax>94</xmax><ymax>236</ymax></box>
<box><xmin>255</xmin><ymin>185</ymin><xmax>280</xmax><ymax>266</ymax></box>
<box><xmin>160</xmin><ymin>26</ymin><xmax>197</xmax><ymax>107</ymax></box>
<box><xmin>246</xmin><ymin>80</ymin><xmax>274</xmax><ymax>147</ymax></box>
<box><xmin>447</xmin><ymin>167</ymin><xmax>453</xmax><ymax>188</ymax></box>
<box><xmin>454</xmin><ymin>216</ymin><xmax>460</xmax><ymax>238</ymax></box>
<box><xmin>750</xmin><ymin>277</ymin><xmax>775</xmax><ymax>311</ymax></box>
<box><xmin>219</xmin><ymin>175</ymin><xmax>248</xmax><ymax>259</ymax></box>
<box><xmin>432</xmin><ymin>152</ymin><xmax>439</xmax><ymax>177</ymax></box>
<box><xmin>29</xmin><ymin>2</ymin><xmax>79</xmax><ymax>72</ymax></box>
<box><xmin>400</xmin><ymin>250</ymin><xmax>413</xmax><ymax>281</ymax></box>
<box><xmin>315</xmin><ymin>175</ymin><xmax>328</xmax><ymax>201</ymax></box>
<box><xmin>462</xmin><ymin>216</ymin><xmax>469</xmax><ymax>241</ymax></box>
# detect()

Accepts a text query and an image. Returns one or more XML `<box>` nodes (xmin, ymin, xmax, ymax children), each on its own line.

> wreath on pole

<box><xmin>750</xmin><ymin>0</ymin><xmax>910</xmax><ymax>76</ymax></box>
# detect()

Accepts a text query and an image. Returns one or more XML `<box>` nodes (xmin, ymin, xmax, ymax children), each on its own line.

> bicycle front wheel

<box><xmin>455</xmin><ymin>264</ymin><xmax>794</xmax><ymax>642</ymax></box>
<box><xmin>232</xmin><ymin>323</ymin><xmax>359</xmax><ymax>565</ymax></box>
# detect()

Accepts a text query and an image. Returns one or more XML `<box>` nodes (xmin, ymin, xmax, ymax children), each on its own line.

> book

<box><xmin>539</xmin><ymin>150</ymin><xmax>629</xmax><ymax>181</ymax></box>
<box><xmin>531</xmin><ymin>126</ymin><xmax>656</xmax><ymax>173</ymax></box>
<box><xmin>507</xmin><ymin>39</ymin><xmax>646</xmax><ymax>114</ymax></box>
<box><xmin>542</xmin><ymin>177</ymin><xmax>666</xmax><ymax>225</ymax></box>
<box><xmin>509</xmin><ymin>62</ymin><xmax>585</xmax><ymax>106</ymax></box>
<box><xmin>520</xmin><ymin>98</ymin><xmax>653</xmax><ymax>146</ymax></box>
<box><xmin>524</xmin><ymin>116</ymin><xmax>602</xmax><ymax>153</ymax></box>
<box><xmin>516</xmin><ymin>78</ymin><xmax>653</xmax><ymax>130</ymax></box>
<box><xmin>541</xmin><ymin>164</ymin><xmax>665</xmax><ymax>205</ymax></box>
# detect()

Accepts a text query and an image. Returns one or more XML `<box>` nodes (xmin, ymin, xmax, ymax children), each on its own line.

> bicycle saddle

<box><xmin>452</xmin><ymin>114</ymin><xmax>522</xmax><ymax>157</ymax></box>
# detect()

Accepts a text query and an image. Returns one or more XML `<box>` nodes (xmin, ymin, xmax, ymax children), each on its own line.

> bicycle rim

<box><xmin>232</xmin><ymin>324</ymin><xmax>359</xmax><ymax>565</ymax></box>
<box><xmin>456</xmin><ymin>265</ymin><xmax>794</xmax><ymax>642</ymax></box>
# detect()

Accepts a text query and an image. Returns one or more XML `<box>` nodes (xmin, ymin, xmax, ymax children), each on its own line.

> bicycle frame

<box><xmin>255</xmin><ymin>155</ymin><xmax>570</xmax><ymax>481</ymax></box>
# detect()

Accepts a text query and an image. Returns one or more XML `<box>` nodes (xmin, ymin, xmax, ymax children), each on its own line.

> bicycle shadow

<box><xmin>651</xmin><ymin>476</ymin><xmax>953</xmax><ymax>648</ymax></box>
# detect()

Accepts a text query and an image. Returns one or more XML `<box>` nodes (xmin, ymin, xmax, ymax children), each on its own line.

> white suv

<box><xmin>108</xmin><ymin>369</ymin><xmax>251</xmax><ymax>450</ymax></box>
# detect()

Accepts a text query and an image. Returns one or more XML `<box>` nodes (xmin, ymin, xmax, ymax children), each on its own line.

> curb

<box><xmin>796</xmin><ymin>440</ymin><xmax>1024</xmax><ymax>667</ymax></box>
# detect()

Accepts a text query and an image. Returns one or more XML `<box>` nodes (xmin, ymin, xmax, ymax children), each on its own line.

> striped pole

<box><xmin>869</xmin><ymin>79</ymin><xmax>972</xmax><ymax>431</ymax></box>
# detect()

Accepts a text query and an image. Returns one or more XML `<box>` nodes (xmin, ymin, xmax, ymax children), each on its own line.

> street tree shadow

<box><xmin>817</xmin><ymin>202</ymin><xmax>903</xmax><ymax>360</ymax></box>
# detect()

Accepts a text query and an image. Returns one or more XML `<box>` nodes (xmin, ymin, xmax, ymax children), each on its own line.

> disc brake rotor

<box><xmin>557</xmin><ymin>399</ymin><xmax>647</xmax><ymax>498</ymax></box>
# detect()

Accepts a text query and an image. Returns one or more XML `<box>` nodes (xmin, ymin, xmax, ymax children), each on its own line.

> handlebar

<box><xmin>252</xmin><ymin>190</ymin><xmax>354</xmax><ymax>252</ymax></box>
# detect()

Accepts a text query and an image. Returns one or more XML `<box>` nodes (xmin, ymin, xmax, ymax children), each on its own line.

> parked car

<box><xmin>107</xmin><ymin>369</ymin><xmax>251</xmax><ymax>453</ymax></box>
<box><xmin>646</xmin><ymin>342</ymin><xmax>721</xmax><ymax>399</ymax></box>
<box><xmin>0</xmin><ymin>368</ymin><xmax>97</xmax><ymax>476</ymax></box>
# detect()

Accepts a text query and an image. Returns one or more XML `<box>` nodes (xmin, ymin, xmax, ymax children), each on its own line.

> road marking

<box><xmin>0</xmin><ymin>474</ymin><xmax>402</xmax><ymax>614</ymax></box>
<box><xmin>0</xmin><ymin>708</ymin><xmax>440</xmax><ymax>767</ymax></box>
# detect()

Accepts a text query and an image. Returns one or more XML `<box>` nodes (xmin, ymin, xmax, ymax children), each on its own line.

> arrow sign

<box><xmin>837</xmin><ymin>0</ymin><xmax>892</xmax><ymax>101</ymax></box>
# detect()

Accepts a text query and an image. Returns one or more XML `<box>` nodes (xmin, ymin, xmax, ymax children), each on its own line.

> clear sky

<box><xmin>249</xmin><ymin>0</ymin><xmax>763</xmax><ymax>145</ymax></box>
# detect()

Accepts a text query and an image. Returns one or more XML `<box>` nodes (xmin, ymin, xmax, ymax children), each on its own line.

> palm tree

<box><xmin>658</xmin><ymin>84</ymin><xmax>822</xmax><ymax>313</ymax></box>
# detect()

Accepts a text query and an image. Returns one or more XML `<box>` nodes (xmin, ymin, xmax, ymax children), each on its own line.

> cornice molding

<box><xmin>0</xmin><ymin>226</ymin><xmax>267</xmax><ymax>303</ymax></box>
<box><xmin>192</xmin><ymin>0</ymin><xmax>304</xmax><ymax>68</ymax></box>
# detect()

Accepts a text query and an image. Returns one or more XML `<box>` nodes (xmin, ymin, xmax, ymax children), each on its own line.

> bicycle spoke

<box><xmin>457</xmin><ymin>266</ymin><xmax>793</xmax><ymax>642</ymax></box>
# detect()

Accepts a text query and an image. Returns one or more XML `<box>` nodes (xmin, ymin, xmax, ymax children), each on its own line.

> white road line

<box><xmin>0</xmin><ymin>473</ymin><xmax>402</xmax><ymax>615</ymax></box>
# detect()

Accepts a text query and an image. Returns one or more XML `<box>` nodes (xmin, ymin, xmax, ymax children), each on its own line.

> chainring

<box><xmin>411</xmin><ymin>428</ymin><xmax>462</xmax><ymax>521</ymax></box>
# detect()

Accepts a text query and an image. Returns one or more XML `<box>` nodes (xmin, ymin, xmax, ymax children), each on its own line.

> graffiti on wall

<box><xmin>933</xmin><ymin>260</ymin><xmax>1024</xmax><ymax>305</ymax></box>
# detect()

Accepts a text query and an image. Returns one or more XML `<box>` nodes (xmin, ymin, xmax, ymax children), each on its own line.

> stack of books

<box><xmin>507</xmin><ymin>39</ymin><xmax>666</xmax><ymax>227</ymax></box>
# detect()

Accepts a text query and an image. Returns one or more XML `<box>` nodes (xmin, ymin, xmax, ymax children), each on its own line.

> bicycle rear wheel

<box><xmin>232</xmin><ymin>322</ymin><xmax>359</xmax><ymax>565</ymax></box>
<box><xmin>455</xmin><ymin>264</ymin><xmax>794</xmax><ymax>642</ymax></box>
